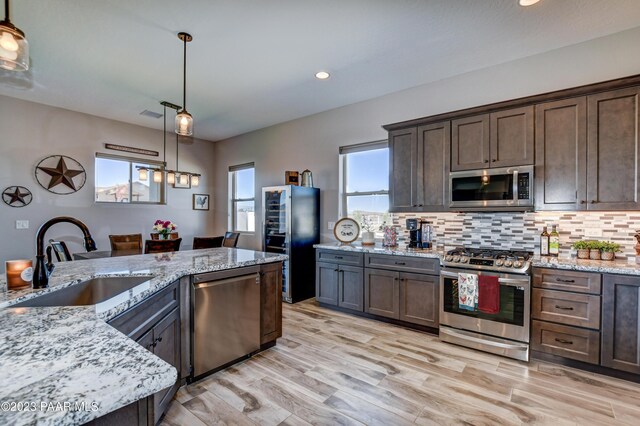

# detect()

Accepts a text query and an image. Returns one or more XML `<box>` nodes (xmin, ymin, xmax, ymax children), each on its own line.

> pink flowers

<box><xmin>153</xmin><ymin>219</ymin><xmax>177</xmax><ymax>237</ymax></box>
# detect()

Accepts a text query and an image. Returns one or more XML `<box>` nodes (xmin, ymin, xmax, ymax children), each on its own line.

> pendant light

<box><xmin>138</xmin><ymin>168</ymin><xmax>148</xmax><ymax>181</ymax></box>
<box><xmin>175</xmin><ymin>32</ymin><xmax>193</xmax><ymax>136</ymax></box>
<box><xmin>0</xmin><ymin>0</ymin><xmax>29</xmax><ymax>71</ymax></box>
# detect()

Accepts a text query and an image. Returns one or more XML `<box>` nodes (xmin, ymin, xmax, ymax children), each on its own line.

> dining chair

<box><xmin>109</xmin><ymin>234</ymin><xmax>142</xmax><ymax>251</ymax></box>
<box><xmin>144</xmin><ymin>238</ymin><xmax>182</xmax><ymax>254</ymax></box>
<box><xmin>47</xmin><ymin>240</ymin><xmax>72</xmax><ymax>262</ymax></box>
<box><xmin>150</xmin><ymin>232</ymin><xmax>180</xmax><ymax>240</ymax></box>
<box><xmin>222</xmin><ymin>232</ymin><xmax>240</xmax><ymax>248</ymax></box>
<box><xmin>193</xmin><ymin>236</ymin><xmax>224</xmax><ymax>250</ymax></box>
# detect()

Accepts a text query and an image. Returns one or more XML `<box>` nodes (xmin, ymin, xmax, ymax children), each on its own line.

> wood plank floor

<box><xmin>161</xmin><ymin>300</ymin><xmax>640</xmax><ymax>425</ymax></box>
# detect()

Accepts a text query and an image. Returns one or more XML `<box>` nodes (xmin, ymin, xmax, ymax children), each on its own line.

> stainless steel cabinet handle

<box><xmin>555</xmin><ymin>338</ymin><xmax>573</xmax><ymax>345</ymax></box>
<box><xmin>555</xmin><ymin>305</ymin><xmax>574</xmax><ymax>311</ymax></box>
<box><xmin>194</xmin><ymin>273</ymin><xmax>260</xmax><ymax>288</ymax></box>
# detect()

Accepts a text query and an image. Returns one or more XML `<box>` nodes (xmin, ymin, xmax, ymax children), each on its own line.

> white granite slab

<box><xmin>314</xmin><ymin>242</ymin><xmax>442</xmax><ymax>259</ymax></box>
<box><xmin>0</xmin><ymin>248</ymin><xmax>287</xmax><ymax>425</ymax></box>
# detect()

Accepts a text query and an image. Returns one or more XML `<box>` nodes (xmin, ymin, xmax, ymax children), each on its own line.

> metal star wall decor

<box><xmin>2</xmin><ymin>186</ymin><xmax>32</xmax><ymax>207</ymax></box>
<box><xmin>35</xmin><ymin>155</ymin><xmax>87</xmax><ymax>195</ymax></box>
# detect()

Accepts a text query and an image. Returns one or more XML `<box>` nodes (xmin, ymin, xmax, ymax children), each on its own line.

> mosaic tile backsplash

<box><xmin>393</xmin><ymin>211</ymin><xmax>640</xmax><ymax>259</ymax></box>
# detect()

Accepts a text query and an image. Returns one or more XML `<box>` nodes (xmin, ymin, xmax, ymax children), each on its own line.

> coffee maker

<box><xmin>406</xmin><ymin>218</ymin><xmax>433</xmax><ymax>249</ymax></box>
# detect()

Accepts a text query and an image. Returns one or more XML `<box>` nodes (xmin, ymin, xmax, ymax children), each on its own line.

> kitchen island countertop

<box><xmin>0</xmin><ymin>248</ymin><xmax>287</xmax><ymax>426</ymax></box>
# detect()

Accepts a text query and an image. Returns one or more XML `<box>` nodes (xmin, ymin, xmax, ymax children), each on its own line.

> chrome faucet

<box><xmin>33</xmin><ymin>216</ymin><xmax>97</xmax><ymax>288</ymax></box>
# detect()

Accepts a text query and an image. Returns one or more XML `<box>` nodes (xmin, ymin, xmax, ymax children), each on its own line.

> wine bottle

<box><xmin>540</xmin><ymin>226</ymin><xmax>549</xmax><ymax>256</ymax></box>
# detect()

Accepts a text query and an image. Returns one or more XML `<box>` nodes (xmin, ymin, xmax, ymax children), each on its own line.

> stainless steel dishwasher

<box><xmin>191</xmin><ymin>268</ymin><xmax>261</xmax><ymax>378</ymax></box>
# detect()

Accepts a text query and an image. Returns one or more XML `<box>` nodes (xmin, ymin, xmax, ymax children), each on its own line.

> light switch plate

<box><xmin>328</xmin><ymin>221</ymin><xmax>335</xmax><ymax>230</ymax></box>
<box><xmin>16</xmin><ymin>220</ymin><xmax>29</xmax><ymax>229</ymax></box>
<box><xmin>584</xmin><ymin>228</ymin><xmax>603</xmax><ymax>237</ymax></box>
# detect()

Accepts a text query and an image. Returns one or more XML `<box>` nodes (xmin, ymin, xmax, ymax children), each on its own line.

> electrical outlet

<box><xmin>584</xmin><ymin>228</ymin><xmax>603</xmax><ymax>238</ymax></box>
<box><xmin>16</xmin><ymin>220</ymin><xmax>29</xmax><ymax>229</ymax></box>
<box><xmin>328</xmin><ymin>221</ymin><xmax>335</xmax><ymax>230</ymax></box>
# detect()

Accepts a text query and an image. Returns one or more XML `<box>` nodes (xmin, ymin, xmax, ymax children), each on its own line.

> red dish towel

<box><xmin>478</xmin><ymin>275</ymin><xmax>500</xmax><ymax>314</ymax></box>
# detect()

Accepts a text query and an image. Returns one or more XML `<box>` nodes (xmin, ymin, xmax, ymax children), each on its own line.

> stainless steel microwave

<box><xmin>449</xmin><ymin>165</ymin><xmax>534</xmax><ymax>210</ymax></box>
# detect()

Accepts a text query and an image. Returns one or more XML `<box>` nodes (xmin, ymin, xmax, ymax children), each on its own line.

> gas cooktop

<box><xmin>442</xmin><ymin>247</ymin><xmax>533</xmax><ymax>274</ymax></box>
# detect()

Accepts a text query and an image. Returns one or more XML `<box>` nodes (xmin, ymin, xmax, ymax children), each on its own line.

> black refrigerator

<box><xmin>262</xmin><ymin>185</ymin><xmax>320</xmax><ymax>303</ymax></box>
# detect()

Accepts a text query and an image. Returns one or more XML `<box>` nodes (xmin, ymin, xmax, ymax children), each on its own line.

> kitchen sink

<box><xmin>13</xmin><ymin>276</ymin><xmax>153</xmax><ymax>309</ymax></box>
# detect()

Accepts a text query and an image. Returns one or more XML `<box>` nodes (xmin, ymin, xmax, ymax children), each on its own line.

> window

<box><xmin>95</xmin><ymin>154</ymin><xmax>164</xmax><ymax>204</ymax></box>
<box><xmin>340</xmin><ymin>141</ymin><xmax>390</xmax><ymax>236</ymax></box>
<box><xmin>229</xmin><ymin>163</ymin><xmax>255</xmax><ymax>232</ymax></box>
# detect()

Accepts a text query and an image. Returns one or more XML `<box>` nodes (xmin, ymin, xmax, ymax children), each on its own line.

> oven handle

<box><xmin>440</xmin><ymin>270</ymin><xmax>529</xmax><ymax>287</ymax></box>
<box><xmin>440</xmin><ymin>327</ymin><xmax>529</xmax><ymax>351</ymax></box>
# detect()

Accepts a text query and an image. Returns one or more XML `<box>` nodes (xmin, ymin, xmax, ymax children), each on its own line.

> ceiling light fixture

<box><xmin>0</xmin><ymin>0</ymin><xmax>29</xmax><ymax>71</ymax></box>
<box><xmin>175</xmin><ymin>32</ymin><xmax>194</xmax><ymax>136</ymax></box>
<box><xmin>518</xmin><ymin>0</ymin><xmax>541</xmax><ymax>6</ymax></box>
<box><xmin>315</xmin><ymin>71</ymin><xmax>330</xmax><ymax>80</ymax></box>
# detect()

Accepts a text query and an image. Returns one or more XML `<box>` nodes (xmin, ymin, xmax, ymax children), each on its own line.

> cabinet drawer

<box><xmin>316</xmin><ymin>249</ymin><xmax>363</xmax><ymax>266</ymax></box>
<box><xmin>532</xmin><ymin>289</ymin><xmax>600</xmax><ymax>329</ymax></box>
<box><xmin>108</xmin><ymin>281</ymin><xmax>179</xmax><ymax>340</ymax></box>
<box><xmin>531</xmin><ymin>320</ymin><xmax>599</xmax><ymax>364</ymax></box>
<box><xmin>533</xmin><ymin>268</ymin><xmax>601</xmax><ymax>294</ymax></box>
<box><xmin>365</xmin><ymin>254</ymin><xmax>439</xmax><ymax>275</ymax></box>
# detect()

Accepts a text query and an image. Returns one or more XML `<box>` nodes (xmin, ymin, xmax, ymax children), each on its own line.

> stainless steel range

<box><xmin>439</xmin><ymin>248</ymin><xmax>532</xmax><ymax>361</ymax></box>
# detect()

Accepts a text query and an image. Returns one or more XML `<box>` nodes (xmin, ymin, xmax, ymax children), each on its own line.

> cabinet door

<box><xmin>316</xmin><ymin>261</ymin><xmax>339</xmax><ymax>305</ymax></box>
<box><xmin>602</xmin><ymin>274</ymin><xmax>640</xmax><ymax>374</ymax></box>
<box><xmin>389</xmin><ymin>128</ymin><xmax>417</xmax><ymax>211</ymax></box>
<box><xmin>136</xmin><ymin>328</ymin><xmax>154</xmax><ymax>352</ymax></box>
<box><xmin>535</xmin><ymin>97</ymin><xmax>587</xmax><ymax>210</ymax></box>
<box><xmin>416</xmin><ymin>122</ymin><xmax>450</xmax><ymax>211</ymax></box>
<box><xmin>260</xmin><ymin>263</ymin><xmax>283</xmax><ymax>344</ymax></box>
<box><xmin>399</xmin><ymin>272</ymin><xmax>439</xmax><ymax>327</ymax></box>
<box><xmin>490</xmin><ymin>106</ymin><xmax>534</xmax><ymax>167</ymax></box>
<box><xmin>451</xmin><ymin>114</ymin><xmax>490</xmax><ymax>171</ymax></box>
<box><xmin>152</xmin><ymin>308</ymin><xmax>181</xmax><ymax>425</ymax></box>
<box><xmin>587</xmin><ymin>87</ymin><xmax>640</xmax><ymax>210</ymax></box>
<box><xmin>364</xmin><ymin>268</ymin><xmax>399</xmax><ymax>319</ymax></box>
<box><xmin>338</xmin><ymin>264</ymin><xmax>364</xmax><ymax>312</ymax></box>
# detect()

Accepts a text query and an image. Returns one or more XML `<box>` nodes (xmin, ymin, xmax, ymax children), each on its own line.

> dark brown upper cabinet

<box><xmin>586</xmin><ymin>87</ymin><xmax>640</xmax><ymax>210</ymax></box>
<box><xmin>451</xmin><ymin>107</ymin><xmax>533</xmax><ymax>171</ymax></box>
<box><xmin>389</xmin><ymin>123</ymin><xmax>449</xmax><ymax>212</ymax></box>
<box><xmin>451</xmin><ymin>114</ymin><xmax>490</xmax><ymax>171</ymax></box>
<box><xmin>535</xmin><ymin>97</ymin><xmax>588</xmax><ymax>211</ymax></box>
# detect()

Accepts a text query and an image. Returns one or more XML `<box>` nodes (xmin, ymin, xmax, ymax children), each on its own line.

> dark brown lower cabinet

<box><xmin>602</xmin><ymin>274</ymin><xmax>640</xmax><ymax>374</ymax></box>
<box><xmin>260</xmin><ymin>262</ymin><xmax>283</xmax><ymax>345</ymax></box>
<box><xmin>364</xmin><ymin>268</ymin><xmax>400</xmax><ymax>319</ymax></box>
<box><xmin>399</xmin><ymin>272</ymin><xmax>439</xmax><ymax>328</ymax></box>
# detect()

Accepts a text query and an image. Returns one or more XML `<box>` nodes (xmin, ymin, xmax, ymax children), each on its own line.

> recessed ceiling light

<box><xmin>519</xmin><ymin>0</ymin><xmax>541</xmax><ymax>6</ymax></box>
<box><xmin>315</xmin><ymin>71</ymin><xmax>330</xmax><ymax>80</ymax></box>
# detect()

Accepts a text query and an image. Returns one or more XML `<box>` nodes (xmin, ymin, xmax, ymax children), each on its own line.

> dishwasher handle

<box><xmin>193</xmin><ymin>273</ymin><xmax>260</xmax><ymax>289</ymax></box>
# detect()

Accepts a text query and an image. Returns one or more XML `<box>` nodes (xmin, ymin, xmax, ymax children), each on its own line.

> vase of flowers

<box><xmin>153</xmin><ymin>220</ymin><xmax>177</xmax><ymax>239</ymax></box>
<box><xmin>360</xmin><ymin>216</ymin><xmax>375</xmax><ymax>245</ymax></box>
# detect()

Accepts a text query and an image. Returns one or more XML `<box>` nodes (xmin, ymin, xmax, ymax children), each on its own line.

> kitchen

<box><xmin>2</xmin><ymin>0</ymin><xmax>640</xmax><ymax>425</ymax></box>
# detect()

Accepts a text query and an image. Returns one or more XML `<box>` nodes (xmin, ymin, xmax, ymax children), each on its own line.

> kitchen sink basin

<box><xmin>13</xmin><ymin>276</ymin><xmax>153</xmax><ymax>309</ymax></box>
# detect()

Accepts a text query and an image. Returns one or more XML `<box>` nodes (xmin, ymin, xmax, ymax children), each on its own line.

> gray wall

<box><xmin>0</xmin><ymin>96</ymin><xmax>215</xmax><ymax>271</ymax></box>
<box><xmin>212</xmin><ymin>27</ymin><xmax>640</xmax><ymax>250</ymax></box>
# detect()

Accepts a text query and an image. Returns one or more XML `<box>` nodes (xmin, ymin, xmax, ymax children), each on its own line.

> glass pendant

<box><xmin>167</xmin><ymin>171</ymin><xmax>175</xmax><ymax>185</ymax></box>
<box><xmin>0</xmin><ymin>6</ymin><xmax>29</xmax><ymax>72</ymax></box>
<box><xmin>190</xmin><ymin>175</ymin><xmax>199</xmax><ymax>187</ymax></box>
<box><xmin>179</xmin><ymin>173</ymin><xmax>189</xmax><ymax>186</ymax></box>
<box><xmin>138</xmin><ymin>168</ymin><xmax>148</xmax><ymax>181</ymax></box>
<box><xmin>153</xmin><ymin>170</ymin><xmax>163</xmax><ymax>183</ymax></box>
<box><xmin>175</xmin><ymin>110</ymin><xmax>193</xmax><ymax>136</ymax></box>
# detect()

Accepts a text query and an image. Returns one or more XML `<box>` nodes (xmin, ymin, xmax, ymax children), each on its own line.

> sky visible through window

<box><xmin>235</xmin><ymin>168</ymin><xmax>255</xmax><ymax>199</ymax></box>
<box><xmin>346</xmin><ymin>148</ymin><xmax>389</xmax><ymax>213</ymax></box>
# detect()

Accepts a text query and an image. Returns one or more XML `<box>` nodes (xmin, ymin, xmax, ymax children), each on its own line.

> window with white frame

<box><xmin>340</xmin><ymin>141</ymin><xmax>390</xmax><ymax>236</ymax></box>
<box><xmin>229</xmin><ymin>163</ymin><xmax>255</xmax><ymax>232</ymax></box>
<box><xmin>95</xmin><ymin>154</ymin><xmax>165</xmax><ymax>204</ymax></box>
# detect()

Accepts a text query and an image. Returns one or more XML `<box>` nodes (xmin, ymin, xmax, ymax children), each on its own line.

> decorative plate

<box><xmin>35</xmin><ymin>155</ymin><xmax>86</xmax><ymax>195</ymax></box>
<box><xmin>333</xmin><ymin>217</ymin><xmax>360</xmax><ymax>244</ymax></box>
<box><xmin>2</xmin><ymin>186</ymin><xmax>33</xmax><ymax>207</ymax></box>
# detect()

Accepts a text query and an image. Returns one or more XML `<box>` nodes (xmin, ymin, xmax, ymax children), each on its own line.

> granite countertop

<box><xmin>314</xmin><ymin>242</ymin><xmax>640</xmax><ymax>276</ymax></box>
<box><xmin>0</xmin><ymin>248</ymin><xmax>287</xmax><ymax>426</ymax></box>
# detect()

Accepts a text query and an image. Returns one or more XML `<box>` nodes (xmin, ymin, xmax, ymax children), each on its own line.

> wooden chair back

<box><xmin>193</xmin><ymin>236</ymin><xmax>224</xmax><ymax>250</ymax></box>
<box><xmin>222</xmin><ymin>232</ymin><xmax>240</xmax><ymax>248</ymax></box>
<box><xmin>109</xmin><ymin>234</ymin><xmax>142</xmax><ymax>251</ymax></box>
<box><xmin>144</xmin><ymin>238</ymin><xmax>182</xmax><ymax>254</ymax></box>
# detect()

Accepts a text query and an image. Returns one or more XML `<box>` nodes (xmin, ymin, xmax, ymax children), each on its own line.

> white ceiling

<box><xmin>1</xmin><ymin>0</ymin><xmax>640</xmax><ymax>142</ymax></box>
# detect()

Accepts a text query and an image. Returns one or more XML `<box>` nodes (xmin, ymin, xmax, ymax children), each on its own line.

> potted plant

<box><xmin>573</xmin><ymin>240</ymin><xmax>590</xmax><ymax>259</ymax></box>
<box><xmin>600</xmin><ymin>241</ymin><xmax>621</xmax><ymax>261</ymax></box>
<box><xmin>360</xmin><ymin>216</ymin><xmax>375</xmax><ymax>245</ymax></box>
<box><xmin>588</xmin><ymin>240</ymin><xmax>602</xmax><ymax>260</ymax></box>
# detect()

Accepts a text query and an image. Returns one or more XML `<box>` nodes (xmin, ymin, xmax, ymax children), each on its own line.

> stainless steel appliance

<box><xmin>262</xmin><ymin>185</ymin><xmax>320</xmax><ymax>303</ymax></box>
<box><xmin>439</xmin><ymin>248</ymin><xmax>532</xmax><ymax>361</ymax></box>
<box><xmin>449</xmin><ymin>165</ymin><xmax>533</xmax><ymax>210</ymax></box>
<box><xmin>191</xmin><ymin>270</ymin><xmax>261</xmax><ymax>378</ymax></box>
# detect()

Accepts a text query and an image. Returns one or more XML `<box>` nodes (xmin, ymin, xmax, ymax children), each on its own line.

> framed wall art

<box><xmin>193</xmin><ymin>193</ymin><xmax>210</xmax><ymax>210</ymax></box>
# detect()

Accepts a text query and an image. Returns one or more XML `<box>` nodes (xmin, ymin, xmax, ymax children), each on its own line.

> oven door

<box><xmin>439</xmin><ymin>268</ymin><xmax>530</xmax><ymax>343</ymax></box>
<box><xmin>449</xmin><ymin>166</ymin><xmax>533</xmax><ymax>209</ymax></box>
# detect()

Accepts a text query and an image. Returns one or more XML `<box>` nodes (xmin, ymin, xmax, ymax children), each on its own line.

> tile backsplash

<box><xmin>393</xmin><ymin>211</ymin><xmax>640</xmax><ymax>259</ymax></box>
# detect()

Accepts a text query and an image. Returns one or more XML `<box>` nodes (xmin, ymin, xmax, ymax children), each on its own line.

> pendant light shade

<box><xmin>190</xmin><ymin>174</ymin><xmax>199</xmax><ymax>187</ymax></box>
<box><xmin>179</xmin><ymin>173</ymin><xmax>189</xmax><ymax>186</ymax></box>
<box><xmin>0</xmin><ymin>0</ymin><xmax>29</xmax><ymax>71</ymax></box>
<box><xmin>167</xmin><ymin>171</ymin><xmax>175</xmax><ymax>185</ymax></box>
<box><xmin>153</xmin><ymin>170</ymin><xmax>163</xmax><ymax>183</ymax></box>
<box><xmin>176</xmin><ymin>32</ymin><xmax>194</xmax><ymax>136</ymax></box>
<box><xmin>138</xmin><ymin>168</ymin><xmax>148</xmax><ymax>181</ymax></box>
